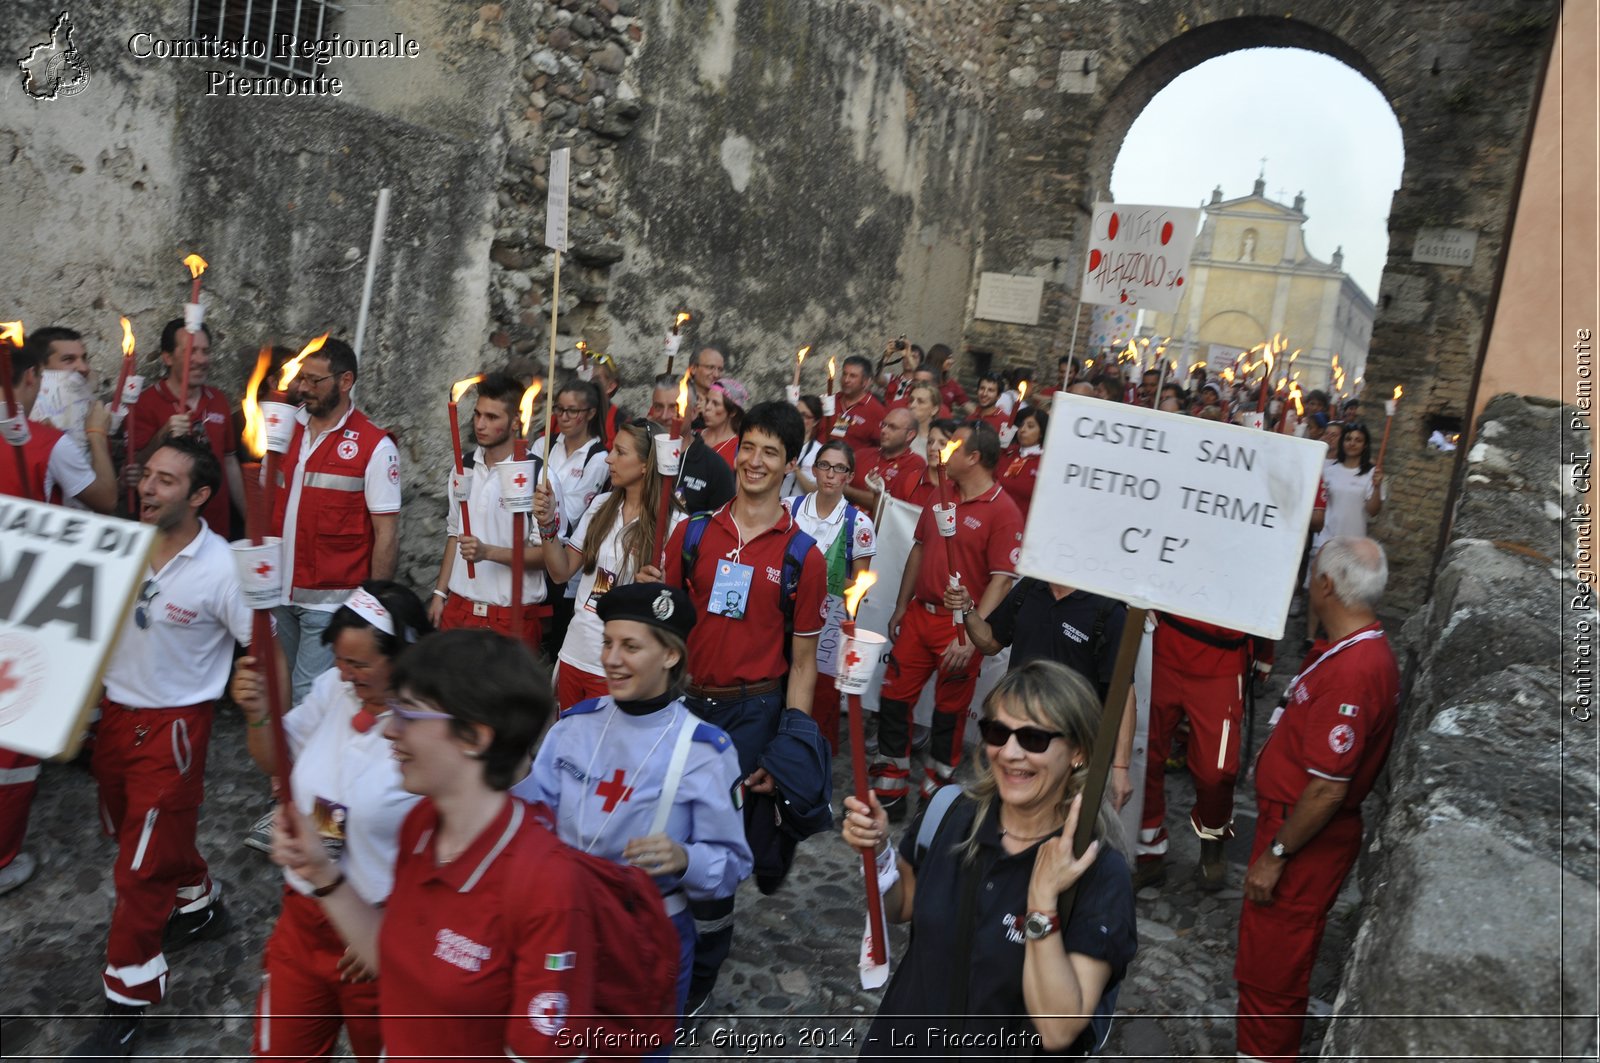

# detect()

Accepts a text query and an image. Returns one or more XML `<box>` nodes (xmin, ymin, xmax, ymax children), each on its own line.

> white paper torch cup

<box><xmin>653</xmin><ymin>434</ymin><xmax>684</xmax><ymax>476</ymax></box>
<box><xmin>785</xmin><ymin>384</ymin><xmax>800</xmax><ymax>404</ymax></box>
<box><xmin>449</xmin><ymin>470</ymin><xmax>471</xmax><ymax>505</ymax></box>
<box><xmin>183</xmin><ymin>301</ymin><xmax>205</xmax><ymax>332</ymax></box>
<box><xmin>1384</xmin><ymin>400</ymin><xmax>1396</xmax><ymax>417</ymax></box>
<box><xmin>836</xmin><ymin>630</ymin><xmax>888</xmax><ymax>696</ymax></box>
<box><xmin>1237</xmin><ymin>412</ymin><xmax>1265</xmax><ymax>431</ymax></box>
<box><xmin>932</xmin><ymin>503</ymin><xmax>957</xmax><ymax>538</ymax></box>
<box><xmin>120</xmin><ymin>374</ymin><xmax>145</xmax><ymax>407</ymax></box>
<box><xmin>229</xmin><ymin>538</ymin><xmax>284</xmax><ymax>610</ymax></box>
<box><xmin>498</xmin><ymin>459</ymin><xmax>537</xmax><ymax>512</ymax></box>
<box><xmin>820</xmin><ymin>394</ymin><xmax>837</xmax><ymax>416</ymax></box>
<box><xmin>262</xmin><ymin>402</ymin><xmax>297</xmax><ymax>454</ymax></box>
<box><xmin>998</xmin><ymin>424</ymin><xmax>1018</xmax><ymax>448</ymax></box>
<box><xmin>0</xmin><ymin>413</ymin><xmax>31</xmax><ymax>446</ymax></box>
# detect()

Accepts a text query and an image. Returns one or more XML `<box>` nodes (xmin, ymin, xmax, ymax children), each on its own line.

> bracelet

<box><xmin>247</xmin><ymin>716</ymin><xmax>269</xmax><ymax>729</ymax></box>
<box><xmin>85</xmin><ymin>427</ymin><xmax>106</xmax><ymax>436</ymax></box>
<box><xmin>1112</xmin><ymin>763</ymin><xmax>1129</xmax><ymax>769</ymax></box>
<box><xmin>431</xmin><ymin>589</ymin><xmax>448</xmax><ymax>601</ymax></box>
<box><xmin>311</xmin><ymin>873</ymin><xmax>346</xmax><ymax>898</ymax></box>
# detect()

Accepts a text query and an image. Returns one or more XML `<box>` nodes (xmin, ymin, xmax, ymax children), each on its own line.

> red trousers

<box><xmin>256</xmin><ymin>890</ymin><xmax>382</xmax><ymax>1062</ymax></box>
<box><xmin>1140</xmin><ymin>665</ymin><xmax>1243</xmax><ymax>858</ymax></box>
<box><xmin>555</xmin><ymin>662</ymin><xmax>610</xmax><ymax>711</ymax></box>
<box><xmin>92</xmin><ymin>701</ymin><xmax>218</xmax><ymax>1005</ymax></box>
<box><xmin>437</xmin><ymin>592</ymin><xmax>543</xmax><ymax>651</ymax></box>
<box><xmin>1235</xmin><ymin>802</ymin><xmax>1364</xmax><ymax>1062</ymax></box>
<box><xmin>0</xmin><ymin>746</ymin><xmax>41</xmax><ymax>867</ymax></box>
<box><xmin>811</xmin><ymin>672</ymin><xmax>841</xmax><ymax>754</ymax></box>
<box><xmin>873</xmin><ymin>605</ymin><xmax>975</xmax><ymax>799</ymax></box>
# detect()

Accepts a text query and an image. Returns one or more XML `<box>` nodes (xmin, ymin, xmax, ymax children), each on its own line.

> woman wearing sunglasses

<box><xmin>783</xmin><ymin>439</ymin><xmax>876</xmax><ymax>750</ymax></box>
<box><xmin>512</xmin><ymin>582</ymin><xmax>751</xmax><ymax>1019</ymax></box>
<box><xmin>230</xmin><ymin>580</ymin><xmax>432</xmax><ymax>1063</ymax></box>
<box><xmin>842</xmin><ymin>661</ymin><xmax>1137</xmax><ymax>1057</ymax></box>
<box><xmin>536</xmin><ymin>419</ymin><xmax>686</xmax><ymax>710</ymax></box>
<box><xmin>270</xmin><ymin>630</ymin><xmax>602</xmax><ymax>1062</ymax></box>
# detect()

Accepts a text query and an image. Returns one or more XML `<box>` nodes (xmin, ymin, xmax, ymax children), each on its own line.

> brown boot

<box><xmin>1195</xmin><ymin>838</ymin><xmax>1228</xmax><ymax>891</ymax></box>
<box><xmin>1131</xmin><ymin>858</ymin><xmax>1166</xmax><ymax>890</ymax></box>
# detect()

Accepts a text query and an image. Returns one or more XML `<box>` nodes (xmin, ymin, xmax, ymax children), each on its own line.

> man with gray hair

<box><xmin>1234</xmin><ymin>536</ymin><xmax>1400</xmax><ymax>1063</ymax></box>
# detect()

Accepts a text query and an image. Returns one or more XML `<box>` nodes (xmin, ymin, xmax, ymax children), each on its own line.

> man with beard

<box><xmin>71</xmin><ymin>435</ymin><xmax>252</xmax><ymax>1059</ymax></box>
<box><xmin>650</xmin><ymin>373</ymin><xmax>734</xmax><ymax>515</ymax></box>
<box><xmin>270</xmin><ymin>337</ymin><xmax>400</xmax><ymax>701</ymax></box>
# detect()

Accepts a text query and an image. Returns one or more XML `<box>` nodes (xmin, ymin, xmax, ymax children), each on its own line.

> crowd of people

<box><xmin>1</xmin><ymin>323</ymin><xmax>1400</xmax><ymax>1063</ymax></box>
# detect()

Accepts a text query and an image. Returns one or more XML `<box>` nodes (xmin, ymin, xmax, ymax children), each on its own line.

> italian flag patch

<box><xmin>1338</xmin><ymin>704</ymin><xmax>1359</xmax><ymax>717</ymax></box>
<box><xmin>544</xmin><ymin>951</ymin><xmax>576</xmax><ymax>971</ymax></box>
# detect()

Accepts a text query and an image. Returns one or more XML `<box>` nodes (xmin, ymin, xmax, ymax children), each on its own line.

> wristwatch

<box><xmin>1269</xmin><ymin>839</ymin><xmax>1292</xmax><ymax>859</ymax></box>
<box><xmin>1023</xmin><ymin>910</ymin><xmax>1060</xmax><ymax>941</ymax></box>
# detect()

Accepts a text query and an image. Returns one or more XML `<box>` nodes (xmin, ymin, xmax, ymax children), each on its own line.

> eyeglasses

<box><xmin>297</xmin><ymin>372</ymin><xmax>334</xmax><ymax>387</ymax></box>
<box><xmin>133</xmin><ymin>579</ymin><xmax>159</xmax><ymax>630</ymax></box>
<box><xmin>977</xmin><ymin>718</ymin><xmax>1065</xmax><ymax>754</ymax></box>
<box><xmin>813</xmin><ymin>460</ymin><xmax>852</xmax><ymax>476</ymax></box>
<box><xmin>385</xmin><ymin>700</ymin><xmax>455</xmax><ymax>726</ymax></box>
<box><xmin>555</xmin><ymin>405</ymin><xmax>591</xmax><ymax>417</ymax></box>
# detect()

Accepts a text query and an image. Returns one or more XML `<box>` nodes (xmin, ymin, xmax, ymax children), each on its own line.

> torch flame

<box><xmin>118</xmin><ymin>316</ymin><xmax>135</xmax><ymax>358</ymax></box>
<box><xmin>183</xmin><ymin>253</ymin><xmax>208</xmax><ymax>280</ymax></box>
<box><xmin>1018</xmin><ymin>381</ymin><xmax>1029</xmax><ymax>402</ymax></box>
<box><xmin>0</xmin><ymin>321</ymin><xmax>23</xmax><ymax>347</ymax></box>
<box><xmin>277</xmin><ymin>332</ymin><xmax>329</xmax><ymax>392</ymax></box>
<box><xmin>451</xmin><ymin>373</ymin><xmax>485</xmax><ymax>404</ymax></box>
<box><xmin>843</xmin><ymin>571</ymin><xmax>878</xmax><ymax>619</ymax></box>
<box><xmin>939</xmin><ymin>439</ymin><xmax>962</xmax><ymax>465</ymax></box>
<box><xmin>1291</xmin><ymin>383</ymin><xmax>1305</xmax><ymax>417</ymax></box>
<box><xmin>1263</xmin><ymin>350</ymin><xmax>1275</xmax><ymax>374</ymax></box>
<box><xmin>240</xmin><ymin>346</ymin><xmax>273</xmax><ymax>459</ymax></box>
<box><xmin>1190</xmin><ymin>361</ymin><xmax>1206</xmax><ymax>373</ymax></box>
<box><xmin>1393</xmin><ymin>385</ymin><xmax>1403</xmax><ymax>400</ymax></box>
<box><xmin>827</xmin><ymin>356</ymin><xmax>836</xmax><ymax>378</ymax></box>
<box><xmin>676</xmin><ymin>371</ymin><xmax>690</xmax><ymax>420</ymax></box>
<box><xmin>674</xmin><ymin>312</ymin><xmax>691</xmax><ymax>330</ymax></box>
<box><xmin>520</xmin><ymin>382</ymin><xmax>542</xmax><ymax>438</ymax></box>
<box><xmin>796</xmin><ymin>345</ymin><xmax>810</xmax><ymax>365</ymax></box>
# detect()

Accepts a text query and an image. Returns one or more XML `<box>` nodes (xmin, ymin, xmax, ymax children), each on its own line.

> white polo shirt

<box><xmin>282</xmin><ymin>667</ymin><xmax>418</xmax><ymax>904</ymax></box>
<box><xmin>45</xmin><ymin>433</ymin><xmax>95</xmax><ymax>504</ymax></box>
<box><xmin>103</xmin><ymin>519</ymin><xmax>253</xmax><ymax>708</ymax></box>
<box><xmin>443</xmin><ymin>446</ymin><xmax>548</xmax><ymax>607</ymax></box>
<box><xmin>278</xmin><ymin>405</ymin><xmax>402</xmax><ymax>612</ymax></box>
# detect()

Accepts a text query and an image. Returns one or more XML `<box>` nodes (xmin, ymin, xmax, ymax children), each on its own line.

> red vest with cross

<box><xmin>0</xmin><ymin>420</ymin><xmax>63</xmax><ymax>503</ymax></box>
<box><xmin>271</xmin><ymin>408</ymin><xmax>390</xmax><ymax>600</ymax></box>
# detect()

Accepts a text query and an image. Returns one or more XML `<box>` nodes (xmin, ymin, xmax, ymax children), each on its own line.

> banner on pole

<box><xmin>1018</xmin><ymin>395</ymin><xmax>1324</xmax><ymax>639</ymax></box>
<box><xmin>0</xmin><ymin>497</ymin><xmax>156</xmax><ymax>759</ymax></box>
<box><xmin>545</xmin><ymin>147</ymin><xmax>571</xmax><ymax>252</ymax></box>
<box><xmin>1080</xmin><ymin>203</ymin><xmax>1200</xmax><ymax>314</ymax></box>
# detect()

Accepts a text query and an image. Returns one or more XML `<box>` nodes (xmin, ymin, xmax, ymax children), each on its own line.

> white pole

<box><xmin>352</xmin><ymin>188</ymin><xmax>392</xmax><ymax>363</ymax></box>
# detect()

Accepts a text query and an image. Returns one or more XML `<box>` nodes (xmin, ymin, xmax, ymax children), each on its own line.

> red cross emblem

<box><xmin>513</xmin><ymin>472</ymin><xmax>529</xmax><ymax>488</ymax></box>
<box><xmin>267</xmin><ymin>412</ymin><xmax>281</xmax><ymax>427</ymax></box>
<box><xmin>595</xmin><ymin>769</ymin><xmax>634</xmax><ymax>812</ymax></box>
<box><xmin>254</xmin><ymin>561</ymin><xmax>273</xmax><ymax>578</ymax></box>
<box><xmin>0</xmin><ymin>660</ymin><xmax>18</xmax><ymax>698</ymax></box>
<box><xmin>843</xmin><ymin>647</ymin><xmax>862</xmax><ymax>670</ymax></box>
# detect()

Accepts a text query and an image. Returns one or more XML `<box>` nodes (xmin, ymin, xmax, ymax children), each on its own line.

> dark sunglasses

<box><xmin>134</xmin><ymin>579</ymin><xmax>159</xmax><ymax>630</ymax></box>
<box><xmin>978</xmin><ymin>718</ymin><xmax>1064</xmax><ymax>754</ymax></box>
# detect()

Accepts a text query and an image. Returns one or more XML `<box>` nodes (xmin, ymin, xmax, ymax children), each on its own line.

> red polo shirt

<box><xmin>1255</xmin><ymin>624</ymin><xmax>1399</xmax><ymax>811</ymax></box>
<box><xmin>664</xmin><ymin>504</ymin><xmax>828</xmax><ymax>686</ymax></box>
<box><xmin>853</xmin><ymin>446</ymin><xmax>929</xmax><ymax>504</ymax></box>
<box><xmin>996</xmin><ymin>447</ymin><xmax>1041</xmax><ymax>520</ymax></box>
<box><xmin>909</xmin><ymin>482</ymin><xmax>1023</xmax><ymax>605</ymax></box>
<box><xmin>976</xmin><ymin>407</ymin><xmax>1011</xmax><ymax>434</ymax></box>
<box><xmin>940</xmin><ymin>379</ymin><xmax>970</xmax><ymax>410</ymax></box>
<box><xmin>827</xmin><ymin>392</ymin><xmax>886</xmax><ymax>452</ymax></box>
<box><xmin>906</xmin><ymin>469</ymin><xmax>940</xmax><ymax>509</ymax></box>
<box><xmin>131</xmin><ymin>380</ymin><xmax>236</xmax><ymax>532</ymax></box>
<box><xmin>379</xmin><ymin>797</ymin><xmax>595</xmax><ymax>1062</ymax></box>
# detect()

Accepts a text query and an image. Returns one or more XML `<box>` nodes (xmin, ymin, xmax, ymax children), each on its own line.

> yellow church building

<box><xmin>1145</xmin><ymin>178</ymin><xmax>1374</xmax><ymax>392</ymax></box>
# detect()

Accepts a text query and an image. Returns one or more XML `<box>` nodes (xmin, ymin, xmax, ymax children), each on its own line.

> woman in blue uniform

<box><xmin>841</xmin><ymin>660</ymin><xmax>1138</xmax><ymax>1057</ymax></box>
<box><xmin>513</xmin><ymin>582</ymin><xmax>752</xmax><ymax>1017</ymax></box>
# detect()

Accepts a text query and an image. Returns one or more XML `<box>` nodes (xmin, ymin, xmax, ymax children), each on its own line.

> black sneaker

<box><xmin>70</xmin><ymin>1003</ymin><xmax>145</xmax><ymax>1059</ymax></box>
<box><xmin>164</xmin><ymin>897</ymin><xmax>229</xmax><ymax>952</ymax></box>
<box><xmin>684</xmin><ymin>988</ymin><xmax>713</xmax><ymax>1020</ymax></box>
<box><xmin>243</xmin><ymin>809</ymin><xmax>275</xmax><ymax>854</ymax></box>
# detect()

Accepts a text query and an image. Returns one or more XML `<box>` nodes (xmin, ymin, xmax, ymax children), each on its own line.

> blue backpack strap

<box><xmin>914</xmin><ymin>783</ymin><xmax>964</xmax><ymax>864</ymax></box>
<box><xmin>679</xmin><ymin>512</ymin><xmax>713</xmax><ymax>587</ymax></box>
<box><xmin>779</xmin><ymin>527</ymin><xmax>818</xmax><ymax>627</ymax></box>
<box><xmin>843</xmin><ymin>504</ymin><xmax>861</xmax><ymax>565</ymax></box>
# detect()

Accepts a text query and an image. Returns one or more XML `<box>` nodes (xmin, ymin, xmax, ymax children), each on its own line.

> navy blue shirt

<box><xmin>983</xmin><ymin>580</ymin><xmax>1126</xmax><ymax>696</ymax></box>
<box><xmin>861</xmin><ymin>797</ymin><xmax>1137</xmax><ymax>1059</ymax></box>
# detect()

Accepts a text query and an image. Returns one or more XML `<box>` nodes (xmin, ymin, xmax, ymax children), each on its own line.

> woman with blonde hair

<box><xmin>842</xmin><ymin>660</ymin><xmax>1137</xmax><ymax>1057</ymax></box>
<box><xmin>535</xmin><ymin>418</ymin><xmax>686</xmax><ymax>709</ymax></box>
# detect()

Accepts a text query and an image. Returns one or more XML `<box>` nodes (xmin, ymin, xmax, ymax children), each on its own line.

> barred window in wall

<box><xmin>192</xmin><ymin>0</ymin><xmax>344</xmax><ymax>79</ymax></box>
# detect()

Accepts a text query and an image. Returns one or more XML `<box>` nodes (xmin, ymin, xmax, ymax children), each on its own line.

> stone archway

<box><xmin>964</xmin><ymin>0</ymin><xmax>1559</xmax><ymax>612</ymax></box>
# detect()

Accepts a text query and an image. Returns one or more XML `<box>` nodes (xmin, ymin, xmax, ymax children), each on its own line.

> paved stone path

<box><xmin>1</xmin><ymin>622</ymin><xmax>1358</xmax><ymax>1060</ymax></box>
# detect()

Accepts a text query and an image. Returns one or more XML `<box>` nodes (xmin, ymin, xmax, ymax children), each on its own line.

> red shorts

<box><xmin>438</xmin><ymin>592</ymin><xmax>543</xmax><ymax>650</ymax></box>
<box><xmin>555</xmin><ymin>663</ymin><xmax>610</xmax><ymax>711</ymax></box>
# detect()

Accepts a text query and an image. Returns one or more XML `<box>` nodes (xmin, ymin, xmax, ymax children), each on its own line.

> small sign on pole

<box><xmin>545</xmin><ymin>147</ymin><xmax>571</xmax><ymax>253</ymax></box>
<box><xmin>0</xmin><ymin>497</ymin><xmax>156</xmax><ymax>759</ymax></box>
<box><xmin>1018</xmin><ymin>394</ymin><xmax>1325</xmax><ymax>639</ymax></box>
<box><xmin>1080</xmin><ymin>203</ymin><xmax>1200</xmax><ymax>314</ymax></box>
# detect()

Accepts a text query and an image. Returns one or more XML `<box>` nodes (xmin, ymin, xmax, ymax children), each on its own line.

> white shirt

<box><xmin>789</xmin><ymin>492</ymin><xmax>877</xmax><ymax>559</ymax></box>
<box><xmin>443</xmin><ymin>446</ymin><xmax>548</xmax><ymax>606</ymax></box>
<box><xmin>1319</xmin><ymin>460</ymin><xmax>1387</xmax><ymax>543</ymax></box>
<box><xmin>279</xmin><ymin>405</ymin><xmax>402</xmax><ymax>611</ymax></box>
<box><xmin>781</xmin><ymin>439</ymin><xmax>822</xmax><ymax>497</ymax></box>
<box><xmin>103</xmin><ymin>520</ymin><xmax>253</xmax><ymax>707</ymax></box>
<box><xmin>558</xmin><ymin>492</ymin><xmax>686</xmax><ymax>677</ymax></box>
<box><xmin>546</xmin><ymin>433</ymin><xmax>609</xmax><ymax>532</ymax></box>
<box><xmin>282</xmin><ymin>667</ymin><xmax>418</xmax><ymax>904</ymax></box>
<box><xmin>45</xmin><ymin>433</ymin><xmax>95</xmax><ymax>503</ymax></box>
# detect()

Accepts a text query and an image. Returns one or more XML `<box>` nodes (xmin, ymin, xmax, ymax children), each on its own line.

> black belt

<box><xmin>686</xmin><ymin>679</ymin><xmax>780</xmax><ymax>700</ymax></box>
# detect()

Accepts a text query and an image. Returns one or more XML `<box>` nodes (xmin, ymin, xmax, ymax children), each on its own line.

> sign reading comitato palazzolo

<box><xmin>1079</xmin><ymin>202</ymin><xmax>1201</xmax><ymax>314</ymax></box>
<box><xmin>0</xmin><ymin>496</ymin><xmax>155</xmax><ymax>759</ymax></box>
<box><xmin>1019</xmin><ymin>395</ymin><xmax>1325</xmax><ymax>639</ymax></box>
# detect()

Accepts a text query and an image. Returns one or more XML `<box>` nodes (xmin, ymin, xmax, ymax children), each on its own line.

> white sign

<box><xmin>1412</xmin><ymin>227</ymin><xmax>1477</xmax><ymax>268</ymax></box>
<box><xmin>0</xmin><ymin>498</ymin><xmax>155</xmax><ymax>759</ymax></box>
<box><xmin>975</xmin><ymin>272</ymin><xmax>1045</xmax><ymax>326</ymax></box>
<box><xmin>1018</xmin><ymin>395</ymin><xmax>1325</xmax><ymax>639</ymax></box>
<box><xmin>1080</xmin><ymin>203</ymin><xmax>1201</xmax><ymax>314</ymax></box>
<box><xmin>545</xmin><ymin>147</ymin><xmax>571</xmax><ymax>252</ymax></box>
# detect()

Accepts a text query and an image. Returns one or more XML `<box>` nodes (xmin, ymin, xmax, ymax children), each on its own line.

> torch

<box><xmin>651</xmin><ymin>372</ymin><xmax>689</xmax><ymax>567</ymax></box>
<box><xmin>788</xmin><ymin>345</ymin><xmax>809</xmax><ymax>403</ymax></box>
<box><xmin>827</xmin><ymin>356</ymin><xmax>837</xmax><ymax>396</ymax></box>
<box><xmin>0</xmin><ymin>322</ymin><xmax>31</xmax><ymax>488</ymax></box>
<box><xmin>934</xmin><ymin>437</ymin><xmax>964</xmax><ymax>626</ymax></box>
<box><xmin>838</xmin><ymin>571</ymin><xmax>890</xmax><ymax>983</ymax></box>
<box><xmin>1256</xmin><ymin>348</ymin><xmax>1276</xmax><ymax>414</ymax></box>
<box><xmin>663</xmin><ymin>312</ymin><xmax>691</xmax><ymax>375</ymax></box>
<box><xmin>1376</xmin><ymin>385</ymin><xmax>1403</xmax><ymax>470</ymax></box>
<box><xmin>174</xmin><ymin>254</ymin><xmax>208</xmax><ymax>412</ymax></box>
<box><xmin>449</xmin><ymin>375</ymin><xmax>485</xmax><ymax>579</ymax></box>
<box><xmin>1276</xmin><ymin>381</ymin><xmax>1303</xmax><ymax>434</ymax></box>
<box><xmin>111</xmin><ymin>316</ymin><xmax>140</xmax><ymax>424</ymax></box>
<box><xmin>510</xmin><ymin>382</ymin><xmax>541</xmax><ymax>646</ymax></box>
<box><xmin>267</xmin><ymin>333</ymin><xmax>329</xmax><ymax>525</ymax></box>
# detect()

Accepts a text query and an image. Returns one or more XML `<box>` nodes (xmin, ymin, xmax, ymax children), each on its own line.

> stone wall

<box><xmin>1320</xmin><ymin>394</ymin><xmax>1598</xmax><ymax>1060</ymax></box>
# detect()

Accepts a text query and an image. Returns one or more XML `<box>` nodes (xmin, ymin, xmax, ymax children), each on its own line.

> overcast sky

<box><xmin>1111</xmin><ymin>47</ymin><xmax>1404</xmax><ymax>302</ymax></box>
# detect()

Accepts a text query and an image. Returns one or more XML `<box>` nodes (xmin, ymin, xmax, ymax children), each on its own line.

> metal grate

<box><xmin>191</xmin><ymin>0</ymin><xmax>345</xmax><ymax>79</ymax></box>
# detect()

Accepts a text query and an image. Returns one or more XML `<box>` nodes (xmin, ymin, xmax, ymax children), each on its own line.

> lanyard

<box><xmin>1284</xmin><ymin>628</ymin><xmax>1385</xmax><ymax>701</ymax></box>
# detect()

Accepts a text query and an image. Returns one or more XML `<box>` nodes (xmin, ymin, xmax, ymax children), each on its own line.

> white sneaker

<box><xmin>0</xmin><ymin>852</ymin><xmax>37</xmax><ymax>896</ymax></box>
<box><xmin>244</xmin><ymin>810</ymin><xmax>275</xmax><ymax>854</ymax></box>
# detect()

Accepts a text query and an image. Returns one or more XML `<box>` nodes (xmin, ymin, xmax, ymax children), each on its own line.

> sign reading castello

<box><xmin>1411</xmin><ymin>227</ymin><xmax>1479</xmax><ymax>268</ymax></box>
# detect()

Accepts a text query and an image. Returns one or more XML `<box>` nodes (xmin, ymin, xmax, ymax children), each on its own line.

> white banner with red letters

<box><xmin>1080</xmin><ymin>202</ymin><xmax>1200</xmax><ymax>313</ymax></box>
<box><xmin>0</xmin><ymin>496</ymin><xmax>155</xmax><ymax>759</ymax></box>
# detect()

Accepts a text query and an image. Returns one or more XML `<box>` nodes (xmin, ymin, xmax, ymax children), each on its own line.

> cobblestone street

<box><xmin>1</xmin><ymin>625</ymin><xmax>1358</xmax><ymax>1061</ymax></box>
